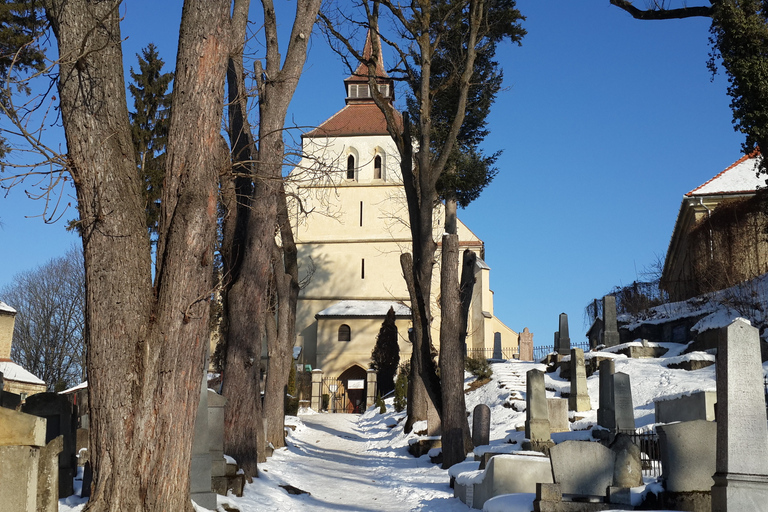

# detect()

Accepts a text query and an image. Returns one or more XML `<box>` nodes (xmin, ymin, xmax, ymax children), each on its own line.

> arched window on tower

<box><xmin>338</xmin><ymin>324</ymin><xmax>351</xmax><ymax>342</ymax></box>
<box><xmin>347</xmin><ymin>155</ymin><xmax>355</xmax><ymax>180</ymax></box>
<box><xmin>374</xmin><ymin>155</ymin><xmax>382</xmax><ymax>180</ymax></box>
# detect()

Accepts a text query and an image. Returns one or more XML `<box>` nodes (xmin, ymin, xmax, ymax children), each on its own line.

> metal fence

<box><xmin>466</xmin><ymin>347</ymin><xmax>519</xmax><ymax>361</ymax></box>
<box><xmin>626</xmin><ymin>429</ymin><xmax>662</xmax><ymax>478</ymax></box>
<box><xmin>532</xmin><ymin>341</ymin><xmax>591</xmax><ymax>361</ymax></box>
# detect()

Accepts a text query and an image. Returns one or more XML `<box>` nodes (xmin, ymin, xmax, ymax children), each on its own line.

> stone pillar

<box><xmin>0</xmin><ymin>304</ymin><xmax>16</xmax><ymax>361</ymax></box>
<box><xmin>603</xmin><ymin>295</ymin><xmax>620</xmax><ymax>347</ymax></box>
<box><xmin>519</xmin><ymin>328</ymin><xmax>533</xmax><ymax>361</ymax></box>
<box><xmin>492</xmin><ymin>332</ymin><xmax>502</xmax><ymax>360</ymax></box>
<box><xmin>472</xmin><ymin>404</ymin><xmax>490</xmax><ymax>447</ymax></box>
<box><xmin>366</xmin><ymin>369</ymin><xmax>377</xmax><ymax>410</ymax></box>
<box><xmin>557</xmin><ymin>313</ymin><xmax>571</xmax><ymax>355</ymax></box>
<box><xmin>208</xmin><ymin>389</ymin><xmax>228</xmax><ymax>494</ymax></box>
<box><xmin>568</xmin><ymin>348</ymin><xmax>590</xmax><ymax>412</ymax></box>
<box><xmin>597</xmin><ymin>359</ymin><xmax>615</xmax><ymax>430</ymax></box>
<box><xmin>524</xmin><ymin>369</ymin><xmax>552</xmax><ymax>452</ymax></box>
<box><xmin>190</xmin><ymin>372</ymin><xmax>215</xmax><ymax>510</ymax></box>
<box><xmin>712</xmin><ymin>319</ymin><xmax>768</xmax><ymax>510</ymax></box>
<box><xmin>310</xmin><ymin>369</ymin><xmax>323</xmax><ymax>412</ymax></box>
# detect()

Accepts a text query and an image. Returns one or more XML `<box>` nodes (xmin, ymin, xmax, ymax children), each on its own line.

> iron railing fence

<box><xmin>466</xmin><ymin>347</ymin><xmax>519</xmax><ymax>361</ymax></box>
<box><xmin>532</xmin><ymin>341</ymin><xmax>590</xmax><ymax>361</ymax></box>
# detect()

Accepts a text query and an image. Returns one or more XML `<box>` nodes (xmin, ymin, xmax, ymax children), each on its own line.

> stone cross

<box><xmin>568</xmin><ymin>348</ymin><xmax>590</xmax><ymax>412</ymax></box>
<box><xmin>557</xmin><ymin>313</ymin><xmax>570</xmax><ymax>355</ymax></box>
<box><xmin>518</xmin><ymin>328</ymin><xmax>534</xmax><ymax>361</ymax></box>
<box><xmin>472</xmin><ymin>404</ymin><xmax>491</xmax><ymax>447</ymax></box>
<box><xmin>603</xmin><ymin>295</ymin><xmax>620</xmax><ymax>347</ymax></box>
<box><xmin>597</xmin><ymin>359</ymin><xmax>615</xmax><ymax>430</ymax></box>
<box><xmin>525</xmin><ymin>369</ymin><xmax>551</xmax><ymax>444</ymax></box>
<box><xmin>711</xmin><ymin>319</ymin><xmax>768</xmax><ymax>510</ymax></box>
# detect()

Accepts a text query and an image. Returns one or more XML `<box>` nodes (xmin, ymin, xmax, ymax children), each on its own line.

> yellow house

<box><xmin>0</xmin><ymin>301</ymin><xmax>46</xmax><ymax>397</ymax></box>
<box><xmin>287</xmin><ymin>33</ymin><xmax>518</xmax><ymax>385</ymax></box>
<box><xmin>661</xmin><ymin>151</ymin><xmax>768</xmax><ymax>301</ymax></box>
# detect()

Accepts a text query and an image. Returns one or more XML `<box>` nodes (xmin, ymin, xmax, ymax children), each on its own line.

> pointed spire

<box><xmin>353</xmin><ymin>28</ymin><xmax>387</xmax><ymax>79</ymax></box>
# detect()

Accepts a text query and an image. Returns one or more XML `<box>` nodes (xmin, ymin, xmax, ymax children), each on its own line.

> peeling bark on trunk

<box><xmin>46</xmin><ymin>0</ymin><xmax>229</xmax><ymax>509</ymax></box>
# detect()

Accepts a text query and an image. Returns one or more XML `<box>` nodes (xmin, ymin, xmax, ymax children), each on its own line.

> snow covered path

<box><xmin>228</xmin><ymin>412</ymin><xmax>472</xmax><ymax>512</ymax></box>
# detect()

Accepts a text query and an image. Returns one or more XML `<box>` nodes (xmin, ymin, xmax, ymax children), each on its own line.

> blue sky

<box><xmin>0</xmin><ymin>1</ymin><xmax>744</xmax><ymax>345</ymax></box>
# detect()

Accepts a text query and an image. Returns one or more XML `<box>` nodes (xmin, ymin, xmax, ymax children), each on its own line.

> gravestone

<box><xmin>613</xmin><ymin>372</ymin><xmax>635</xmax><ymax>432</ymax></box>
<box><xmin>190</xmin><ymin>372</ymin><xmax>216</xmax><ymax>510</ymax></box>
<box><xmin>711</xmin><ymin>319</ymin><xmax>768</xmax><ymax>510</ymax></box>
<box><xmin>37</xmin><ymin>435</ymin><xmax>63</xmax><ymax>512</ymax></box>
<box><xmin>610</xmin><ymin>433</ymin><xmax>642</xmax><ymax>488</ymax></box>
<box><xmin>492</xmin><ymin>332</ymin><xmax>502</xmax><ymax>360</ymax></box>
<box><xmin>22</xmin><ymin>392</ymin><xmax>75</xmax><ymax>498</ymax></box>
<box><xmin>557</xmin><ymin>313</ymin><xmax>571</xmax><ymax>355</ymax></box>
<box><xmin>655</xmin><ymin>390</ymin><xmax>716</xmax><ymax>424</ymax></box>
<box><xmin>518</xmin><ymin>328</ymin><xmax>533</xmax><ymax>361</ymax></box>
<box><xmin>0</xmin><ymin>407</ymin><xmax>46</xmax><ymax>512</ymax></box>
<box><xmin>547</xmin><ymin>398</ymin><xmax>569</xmax><ymax>433</ymax></box>
<box><xmin>568</xmin><ymin>348</ymin><xmax>590</xmax><ymax>412</ymax></box>
<box><xmin>208</xmin><ymin>389</ymin><xmax>228</xmax><ymax>495</ymax></box>
<box><xmin>472</xmin><ymin>404</ymin><xmax>490</xmax><ymax>448</ymax></box>
<box><xmin>658</xmin><ymin>419</ymin><xmax>716</xmax><ymax>493</ymax></box>
<box><xmin>524</xmin><ymin>369</ymin><xmax>552</xmax><ymax>452</ymax></box>
<box><xmin>597</xmin><ymin>359</ymin><xmax>615</xmax><ymax>430</ymax></box>
<box><xmin>549</xmin><ymin>440</ymin><xmax>614</xmax><ymax>497</ymax></box>
<box><xmin>553</xmin><ymin>331</ymin><xmax>560</xmax><ymax>355</ymax></box>
<box><xmin>603</xmin><ymin>295</ymin><xmax>620</xmax><ymax>347</ymax></box>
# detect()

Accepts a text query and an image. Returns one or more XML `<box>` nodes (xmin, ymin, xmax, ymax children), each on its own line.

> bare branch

<box><xmin>609</xmin><ymin>0</ymin><xmax>712</xmax><ymax>20</ymax></box>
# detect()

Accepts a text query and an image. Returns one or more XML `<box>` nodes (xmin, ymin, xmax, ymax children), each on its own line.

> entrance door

<box><xmin>338</xmin><ymin>365</ymin><xmax>367</xmax><ymax>414</ymax></box>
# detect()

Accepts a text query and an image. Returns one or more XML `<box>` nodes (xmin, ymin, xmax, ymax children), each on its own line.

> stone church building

<box><xmin>287</xmin><ymin>34</ymin><xmax>518</xmax><ymax>388</ymax></box>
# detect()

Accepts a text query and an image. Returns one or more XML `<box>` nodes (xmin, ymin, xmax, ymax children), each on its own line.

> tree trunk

<box><xmin>439</xmin><ymin>198</ymin><xmax>472</xmax><ymax>468</ymax></box>
<box><xmin>46</xmin><ymin>0</ymin><xmax>229</xmax><ymax>509</ymax></box>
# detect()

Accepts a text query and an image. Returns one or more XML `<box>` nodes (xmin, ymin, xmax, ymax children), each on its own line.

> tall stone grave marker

<box><xmin>557</xmin><ymin>313</ymin><xmax>570</xmax><ymax>355</ymax></box>
<box><xmin>524</xmin><ymin>369</ymin><xmax>553</xmax><ymax>452</ymax></box>
<box><xmin>711</xmin><ymin>319</ymin><xmax>768</xmax><ymax>510</ymax></box>
<box><xmin>190</xmin><ymin>372</ymin><xmax>216</xmax><ymax>510</ymax></box>
<box><xmin>603</xmin><ymin>295</ymin><xmax>620</xmax><ymax>347</ymax></box>
<box><xmin>568</xmin><ymin>348</ymin><xmax>590</xmax><ymax>412</ymax></box>
<box><xmin>472</xmin><ymin>404</ymin><xmax>490</xmax><ymax>448</ymax></box>
<box><xmin>519</xmin><ymin>328</ymin><xmax>533</xmax><ymax>361</ymax></box>
<box><xmin>492</xmin><ymin>332</ymin><xmax>503</xmax><ymax>360</ymax></box>
<box><xmin>553</xmin><ymin>331</ymin><xmax>560</xmax><ymax>355</ymax></box>
<box><xmin>613</xmin><ymin>372</ymin><xmax>635</xmax><ymax>433</ymax></box>
<box><xmin>597</xmin><ymin>359</ymin><xmax>615</xmax><ymax>430</ymax></box>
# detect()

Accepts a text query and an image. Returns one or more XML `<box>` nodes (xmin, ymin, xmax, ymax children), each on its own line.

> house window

<box><xmin>338</xmin><ymin>324</ymin><xmax>351</xmax><ymax>342</ymax></box>
<box><xmin>378</xmin><ymin>84</ymin><xmax>389</xmax><ymax>97</ymax></box>
<box><xmin>374</xmin><ymin>155</ymin><xmax>382</xmax><ymax>180</ymax></box>
<box><xmin>347</xmin><ymin>155</ymin><xmax>355</xmax><ymax>180</ymax></box>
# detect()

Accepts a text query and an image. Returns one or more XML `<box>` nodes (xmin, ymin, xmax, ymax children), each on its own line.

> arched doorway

<box><xmin>338</xmin><ymin>365</ymin><xmax>367</xmax><ymax>413</ymax></box>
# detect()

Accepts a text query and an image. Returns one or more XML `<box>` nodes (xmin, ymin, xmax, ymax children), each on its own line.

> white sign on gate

<box><xmin>347</xmin><ymin>379</ymin><xmax>364</xmax><ymax>390</ymax></box>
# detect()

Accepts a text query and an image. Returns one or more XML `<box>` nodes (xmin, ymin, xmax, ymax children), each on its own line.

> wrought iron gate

<box><xmin>321</xmin><ymin>377</ymin><xmax>350</xmax><ymax>413</ymax></box>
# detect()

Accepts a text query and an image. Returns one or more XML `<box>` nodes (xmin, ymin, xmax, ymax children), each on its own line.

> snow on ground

<box><xmin>60</xmin><ymin>339</ymin><xmax>728</xmax><ymax>512</ymax></box>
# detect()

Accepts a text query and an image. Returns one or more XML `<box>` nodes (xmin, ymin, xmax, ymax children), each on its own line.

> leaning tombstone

<box><xmin>568</xmin><ymin>348</ymin><xmax>590</xmax><ymax>412</ymax></box>
<box><xmin>610</xmin><ymin>433</ymin><xmax>642</xmax><ymax>489</ymax></box>
<box><xmin>711</xmin><ymin>319</ymin><xmax>768</xmax><ymax>510</ymax></box>
<box><xmin>472</xmin><ymin>404</ymin><xmax>490</xmax><ymax>448</ymax></box>
<box><xmin>523</xmin><ymin>369</ymin><xmax>553</xmax><ymax>453</ymax></box>
<box><xmin>37</xmin><ymin>435</ymin><xmax>64</xmax><ymax>512</ymax></box>
<box><xmin>603</xmin><ymin>295</ymin><xmax>620</xmax><ymax>347</ymax></box>
<box><xmin>190</xmin><ymin>372</ymin><xmax>216</xmax><ymax>510</ymax></box>
<box><xmin>22</xmin><ymin>392</ymin><xmax>75</xmax><ymax>498</ymax></box>
<box><xmin>557</xmin><ymin>313</ymin><xmax>571</xmax><ymax>355</ymax></box>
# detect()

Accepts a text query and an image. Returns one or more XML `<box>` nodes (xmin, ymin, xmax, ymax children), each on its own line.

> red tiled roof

<box><xmin>303</xmin><ymin>103</ymin><xmax>402</xmax><ymax>138</ymax></box>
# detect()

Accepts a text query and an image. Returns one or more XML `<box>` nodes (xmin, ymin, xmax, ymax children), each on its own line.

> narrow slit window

<box><xmin>360</xmin><ymin>201</ymin><xmax>363</xmax><ymax>226</ymax></box>
<box><xmin>374</xmin><ymin>155</ymin><xmax>382</xmax><ymax>180</ymax></box>
<box><xmin>347</xmin><ymin>155</ymin><xmax>355</xmax><ymax>180</ymax></box>
<box><xmin>361</xmin><ymin>259</ymin><xmax>365</xmax><ymax>279</ymax></box>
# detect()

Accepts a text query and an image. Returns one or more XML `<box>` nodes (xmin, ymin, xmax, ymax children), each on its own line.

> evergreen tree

<box><xmin>0</xmin><ymin>0</ymin><xmax>46</xmax><ymax>157</ymax></box>
<box><xmin>371</xmin><ymin>306</ymin><xmax>400</xmax><ymax>396</ymax></box>
<box><xmin>128</xmin><ymin>43</ymin><xmax>173</xmax><ymax>238</ymax></box>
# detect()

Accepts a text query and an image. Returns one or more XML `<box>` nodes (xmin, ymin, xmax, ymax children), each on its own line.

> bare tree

<box><xmin>2</xmin><ymin>245</ymin><xmax>85</xmax><ymax>391</ymax></box>
<box><xmin>2</xmin><ymin>0</ymin><xmax>234</xmax><ymax>508</ymax></box>
<box><xmin>219</xmin><ymin>0</ymin><xmax>321</xmax><ymax>476</ymax></box>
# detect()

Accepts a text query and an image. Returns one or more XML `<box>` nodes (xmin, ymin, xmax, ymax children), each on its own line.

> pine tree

<box><xmin>371</xmin><ymin>306</ymin><xmax>400</xmax><ymax>397</ymax></box>
<box><xmin>128</xmin><ymin>43</ymin><xmax>173</xmax><ymax>238</ymax></box>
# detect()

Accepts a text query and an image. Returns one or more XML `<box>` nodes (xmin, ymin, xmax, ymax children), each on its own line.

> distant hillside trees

<box><xmin>1</xmin><ymin>246</ymin><xmax>85</xmax><ymax>391</ymax></box>
<box><xmin>371</xmin><ymin>306</ymin><xmax>400</xmax><ymax>396</ymax></box>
